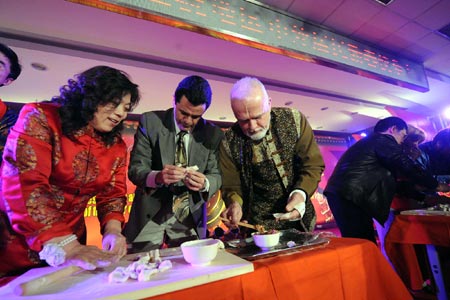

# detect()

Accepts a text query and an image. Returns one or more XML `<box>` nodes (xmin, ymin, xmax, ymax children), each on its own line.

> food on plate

<box><xmin>287</xmin><ymin>241</ymin><xmax>297</xmax><ymax>248</ymax></box>
<box><xmin>108</xmin><ymin>267</ymin><xmax>130</xmax><ymax>283</ymax></box>
<box><xmin>147</xmin><ymin>249</ymin><xmax>161</xmax><ymax>263</ymax></box>
<box><xmin>255</xmin><ymin>224</ymin><xmax>266</xmax><ymax>233</ymax></box>
<box><xmin>253</xmin><ymin>229</ymin><xmax>278</xmax><ymax>235</ymax></box>
<box><xmin>428</xmin><ymin>204</ymin><xmax>449</xmax><ymax>212</ymax></box>
<box><xmin>108</xmin><ymin>250</ymin><xmax>172</xmax><ymax>283</ymax></box>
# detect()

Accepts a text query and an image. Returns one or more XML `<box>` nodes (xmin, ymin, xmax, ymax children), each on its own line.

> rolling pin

<box><xmin>14</xmin><ymin>265</ymin><xmax>82</xmax><ymax>296</ymax></box>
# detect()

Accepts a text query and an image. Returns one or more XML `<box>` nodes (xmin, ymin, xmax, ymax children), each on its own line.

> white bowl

<box><xmin>252</xmin><ymin>231</ymin><xmax>280</xmax><ymax>250</ymax></box>
<box><xmin>180</xmin><ymin>239</ymin><xmax>219</xmax><ymax>266</ymax></box>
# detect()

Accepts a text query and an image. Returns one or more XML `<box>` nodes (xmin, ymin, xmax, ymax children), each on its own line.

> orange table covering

<box><xmin>147</xmin><ymin>237</ymin><xmax>411</xmax><ymax>300</ymax></box>
<box><xmin>385</xmin><ymin>215</ymin><xmax>450</xmax><ymax>290</ymax></box>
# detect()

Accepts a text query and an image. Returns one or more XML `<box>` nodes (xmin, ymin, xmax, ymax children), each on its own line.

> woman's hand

<box><xmin>64</xmin><ymin>243</ymin><xmax>116</xmax><ymax>270</ymax></box>
<box><xmin>102</xmin><ymin>232</ymin><xmax>127</xmax><ymax>259</ymax></box>
<box><xmin>42</xmin><ymin>234</ymin><xmax>118</xmax><ymax>270</ymax></box>
<box><xmin>102</xmin><ymin>220</ymin><xmax>127</xmax><ymax>259</ymax></box>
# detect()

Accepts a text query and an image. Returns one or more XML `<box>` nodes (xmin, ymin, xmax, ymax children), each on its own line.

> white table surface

<box><xmin>0</xmin><ymin>249</ymin><xmax>254</xmax><ymax>300</ymax></box>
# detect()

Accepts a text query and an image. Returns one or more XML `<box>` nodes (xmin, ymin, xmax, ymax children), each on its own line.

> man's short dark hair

<box><xmin>0</xmin><ymin>43</ymin><xmax>22</xmax><ymax>81</ymax></box>
<box><xmin>374</xmin><ymin>117</ymin><xmax>407</xmax><ymax>133</ymax></box>
<box><xmin>433</xmin><ymin>128</ymin><xmax>450</xmax><ymax>147</ymax></box>
<box><xmin>174</xmin><ymin>75</ymin><xmax>212</xmax><ymax>109</ymax></box>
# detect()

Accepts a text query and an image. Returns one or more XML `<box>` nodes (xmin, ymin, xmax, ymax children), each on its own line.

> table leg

<box><xmin>426</xmin><ymin>245</ymin><xmax>448</xmax><ymax>300</ymax></box>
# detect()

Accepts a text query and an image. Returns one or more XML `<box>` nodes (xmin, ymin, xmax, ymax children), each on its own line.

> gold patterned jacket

<box><xmin>219</xmin><ymin>108</ymin><xmax>325</xmax><ymax>232</ymax></box>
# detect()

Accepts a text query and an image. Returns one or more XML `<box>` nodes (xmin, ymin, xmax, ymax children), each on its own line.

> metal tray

<box><xmin>400</xmin><ymin>209</ymin><xmax>450</xmax><ymax>216</ymax></box>
<box><xmin>224</xmin><ymin>229</ymin><xmax>331</xmax><ymax>260</ymax></box>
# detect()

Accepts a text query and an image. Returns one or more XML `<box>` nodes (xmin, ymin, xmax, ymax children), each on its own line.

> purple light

<box><xmin>360</xmin><ymin>132</ymin><xmax>367</xmax><ymax>137</ymax></box>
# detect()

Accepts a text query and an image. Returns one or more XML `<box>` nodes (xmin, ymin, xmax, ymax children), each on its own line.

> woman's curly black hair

<box><xmin>53</xmin><ymin>65</ymin><xmax>140</xmax><ymax>145</ymax></box>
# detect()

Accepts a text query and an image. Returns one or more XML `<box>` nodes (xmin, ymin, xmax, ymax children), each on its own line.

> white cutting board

<box><xmin>0</xmin><ymin>250</ymin><xmax>254</xmax><ymax>300</ymax></box>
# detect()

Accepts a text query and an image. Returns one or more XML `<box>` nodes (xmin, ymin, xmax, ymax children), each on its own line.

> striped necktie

<box><xmin>175</xmin><ymin>131</ymin><xmax>188</xmax><ymax>167</ymax></box>
<box><xmin>173</xmin><ymin>130</ymin><xmax>190</xmax><ymax>223</ymax></box>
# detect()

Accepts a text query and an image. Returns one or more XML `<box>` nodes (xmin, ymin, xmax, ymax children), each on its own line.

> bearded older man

<box><xmin>219</xmin><ymin>77</ymin><xmax>325</xmax><ymax>232</ymax></box>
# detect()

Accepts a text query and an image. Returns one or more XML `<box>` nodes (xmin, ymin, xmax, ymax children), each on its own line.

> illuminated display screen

<box><xmin>73</xmin><ymin>0</ymin><xmax>429</xmax><ymax>92</ymax></box>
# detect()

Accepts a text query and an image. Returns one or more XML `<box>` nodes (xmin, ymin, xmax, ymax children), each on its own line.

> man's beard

<box><xmin>246</xmin><ymin>127</ymin><xmax>269</xmax><ymax>141</ymax></box>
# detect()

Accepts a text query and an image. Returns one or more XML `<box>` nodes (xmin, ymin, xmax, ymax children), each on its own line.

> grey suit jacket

<box><xmin>123</xmin><ymin>108</ymin><xmax>224</xmax><ymax>242</ymax></box>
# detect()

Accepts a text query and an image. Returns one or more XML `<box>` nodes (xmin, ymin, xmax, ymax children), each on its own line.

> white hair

<box><xmin>230</xmin><ymin>77</ymin><xmax>270</xmax><ymax>105</ymax></box>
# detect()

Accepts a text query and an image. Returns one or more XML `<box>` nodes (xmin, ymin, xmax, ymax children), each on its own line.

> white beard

<box><xmin>247</xmin><ymin>127</ymin><xmax>269</xmax><ymax>141</ymax></box>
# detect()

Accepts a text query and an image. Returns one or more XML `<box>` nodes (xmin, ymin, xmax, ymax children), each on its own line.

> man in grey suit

<box><xmin>123</xmin><ymin>75</ymin><xmax>224</xmax><ymax>251</ymax></box>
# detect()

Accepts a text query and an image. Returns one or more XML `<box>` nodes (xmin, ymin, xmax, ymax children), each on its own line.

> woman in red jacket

<box><xmin>0</xmin><ymin>65</ymin><xmax>140</xmax><ymax>276</ymax></box>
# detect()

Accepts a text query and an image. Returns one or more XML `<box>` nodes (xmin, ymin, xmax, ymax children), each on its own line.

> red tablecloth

<box><xmin>385</xmin><ymin>214</ymin><xmax>450</xmax><ymax>290</ymax></box>
<box><xmin>147</xmin><ymin>237</ymin><xmax>411</xmax><ymax>300</ymax></box>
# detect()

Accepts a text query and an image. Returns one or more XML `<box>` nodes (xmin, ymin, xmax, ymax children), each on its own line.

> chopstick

<box><xmin>219</xmin><ymin>216</ymin><xmax>257</xmax><ymax>230</ymax></box>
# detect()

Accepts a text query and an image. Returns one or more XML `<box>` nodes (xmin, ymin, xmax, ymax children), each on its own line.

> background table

<box><xmin>147</xmin><ymin>237</ymin><xmax>412</xmax><ymax>300</ymax></box>
<box><xmin>385</xmin><ymin>214</ymin><xmax>450</xmax><ymax>299</ymax></box>
<box><xmin>0</xmin><ymin>238</ymin><xmax>412</xmax><ymax>300</ymax></box>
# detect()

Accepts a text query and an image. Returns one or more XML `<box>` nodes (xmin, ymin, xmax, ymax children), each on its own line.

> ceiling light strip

<box><xmin>68</xmin><ymin>0</ymin><xmax>429</xmax><ymax>92</ymax></box>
